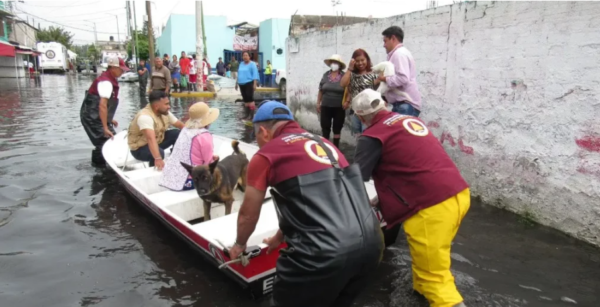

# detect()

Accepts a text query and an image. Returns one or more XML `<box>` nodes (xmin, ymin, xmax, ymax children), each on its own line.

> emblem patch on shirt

<box><xmin>383</xmin><ymin>114</ymin><xmax>410</xmax><ymax>126</ymax></box>
<box><xmin>304</xmin><ymin>140</ymin><xmax>339</xmax><ymax>165</ymax></box>
<box><xmin>403</xmin><ymin>118</ymin><xmax>429</xmax><ymax>137</ymax></box>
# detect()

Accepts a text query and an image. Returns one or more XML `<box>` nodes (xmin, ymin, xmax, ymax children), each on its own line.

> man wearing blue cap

<box><xmin>229</xmin><ymin>101</ymin><xmax>384</xmax><ymax>307</ymax></box>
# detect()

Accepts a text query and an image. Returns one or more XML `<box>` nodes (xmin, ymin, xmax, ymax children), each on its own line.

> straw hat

<box><xmin>324</xmin><ymin>54</ymin><xmax>346</xmax><ymax>70</ymax></box>
<box><xmin>186</xmin><ymin>102</ymin><xmax>220</xmax><ymax>129</ymax></box>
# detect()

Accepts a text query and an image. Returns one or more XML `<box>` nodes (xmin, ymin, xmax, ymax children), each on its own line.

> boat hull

<box><xmin>102</xmin><ymin>131</ymin><xmax>399</xmax><ymax>300</ymax></box>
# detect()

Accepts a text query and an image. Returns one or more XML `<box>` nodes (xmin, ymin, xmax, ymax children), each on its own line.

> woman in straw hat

<box><xmin>317</xmin><ymin>54</ymin><xmax>347</xmax><ymax>148</ymax></box>
<box><xmin>159</xmin><ymin>102</ymin><xmax>220</xmax><ymax>191</ymax></box>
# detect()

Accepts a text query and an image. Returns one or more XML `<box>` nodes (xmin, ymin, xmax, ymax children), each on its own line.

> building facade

<box><xmin>156</xmin><ymin>14</ymin><xmax>291</xmax><ymax>74</ymax></box>
<box><xmin>0</xmin><ymin>1</ymin><xmax>40</xmax><ymax>78</ymax></box>
<box><xmin>258</xmin><ymin>18</ymin><xmax>290</xmax><ymax>73</ymax></box>
<box><xmin>156</xmin><ymin>14</ymin><xmax>234</xmax><ymax>67</ymax></box>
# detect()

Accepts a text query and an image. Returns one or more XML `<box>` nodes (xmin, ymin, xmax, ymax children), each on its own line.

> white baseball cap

<box><xmin>106</xmin><ymin>56</ymin><xmax>130</xmax><ymax>72</ymax></box>
<box><xmin>352</xmin><ymin>89</ymin><xmax>386</xmax><ymax>116</ymax></box>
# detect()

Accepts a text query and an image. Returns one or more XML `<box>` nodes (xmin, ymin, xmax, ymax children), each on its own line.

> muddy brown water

<box><xmin>0</xmin><ymin>75</ymin><xmax>598</xmax><ymax>307</ymax></box>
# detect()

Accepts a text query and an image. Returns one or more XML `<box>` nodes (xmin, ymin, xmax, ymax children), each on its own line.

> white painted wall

<box><xmin>286</xmin><ymin>1</ymin><xmax>600</xmax><ymax>245</ymax></box>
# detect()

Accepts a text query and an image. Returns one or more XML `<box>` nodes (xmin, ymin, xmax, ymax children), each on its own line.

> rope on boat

<box><xmin>218</xmin><ymin>254</ymin><xmax>250</xmax><ymax>269</ymax></box>
<box><xmin>215</xmin><ymin>238</ymin><xmax>251</xmax><ymax>270</ymax></box>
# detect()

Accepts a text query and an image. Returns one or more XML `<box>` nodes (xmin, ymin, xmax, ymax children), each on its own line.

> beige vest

<box><xmin>127</xmin><ymin>105</ymin><xmax>171</xmax><ymax>150</ymax></box>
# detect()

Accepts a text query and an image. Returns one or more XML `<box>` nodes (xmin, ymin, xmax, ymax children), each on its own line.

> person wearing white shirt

<box><xmin>189</xmin><ymin>54</ymin><xmax>198</xmax><ymax>92</ymax></box>
<box><xmin>127</xmin><ymin>91</ymin><xmax>185</xmax><ymax>170</ymax></box>
<box><xmin>80</xmin><ymin>56</ymin><xmax>129</xmax><ymax>166</ymax></box>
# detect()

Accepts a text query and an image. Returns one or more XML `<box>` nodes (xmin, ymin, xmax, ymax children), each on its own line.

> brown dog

<box><xmin>181</xmin><ymin>140</ymin><xmax>249</xmax><ymax>221</ymax></box>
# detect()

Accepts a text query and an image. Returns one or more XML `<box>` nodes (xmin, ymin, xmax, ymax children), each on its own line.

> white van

<box><xmin>37</xmin><ymin>42</ymin><xmax>69</xmax><ymax>72</ymax></box>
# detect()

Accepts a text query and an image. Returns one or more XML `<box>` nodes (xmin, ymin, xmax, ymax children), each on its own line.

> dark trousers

<box><xmin>130</xmin><ymin>129</ymin><xmax>180</xmax><ymax>166</ymax></box>
<box><xmin>139</xmin><ymin>80</ymin><xmax>147</xmax><ymax>97</ymax></box>
<box><xmin>320</xmin><ymin>106</ymin><xmax>345</xmax><ymax>147</ymax></box>
<box><xmin>265</xmin><ymin>74</ymin><xmax>272</xmax><ymax>87</ymax></box>
<box><xmin>270</xmin><ymin>247</ymin><xmax>381</xmax><ymax>307</ymax></box>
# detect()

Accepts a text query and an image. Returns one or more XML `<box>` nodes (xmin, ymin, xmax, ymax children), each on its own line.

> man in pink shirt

<box><xmin>377</xmin><ymin>26</ymin><xmax>422</xmax><ymax>117</ymax></box>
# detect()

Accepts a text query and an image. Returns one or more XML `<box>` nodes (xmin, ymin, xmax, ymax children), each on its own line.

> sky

<box><xmin>12</xmin><ymin>0</ymin><xmax>455</xmax><ymax>46</ymax></box>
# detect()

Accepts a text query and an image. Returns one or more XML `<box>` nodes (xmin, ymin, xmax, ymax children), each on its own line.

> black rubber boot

<box><xmin>91</xmin><ymin>147</ymin><xmax>106</xmax><ymax>167</ymax></box>
<box><xmin>333</xmin><ymin>137</ymin><xmax>340</xmax><ymax>148</ymax></box>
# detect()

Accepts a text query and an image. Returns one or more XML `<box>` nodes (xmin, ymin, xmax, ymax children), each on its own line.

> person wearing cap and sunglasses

<box><xmin>80</xmin><ymin>55</ymin><xmax>130</xmax><ymax>166</ymax></box>
<box><xmin>229</xmin><ymin>101</ymin><xmax>384</xmax><ymax>307</ymax></box>
<box><xmin>352</xmin><ymin>89</ymin><xmax>470</xmax><ymax>307</ymax></box>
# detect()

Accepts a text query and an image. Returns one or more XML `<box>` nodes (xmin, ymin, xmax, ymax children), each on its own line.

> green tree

<box><xmin>87</xmin><ymin>44</ymin><xmax>101</xmax><ymax>62</ymax></box>
<box><xmin>36</xmin><ymin>26</ymin><xmax>74</xmax><ymax>49</ymax></box>
<box><xmin>127</xmin><ymin>30</ymin><xmax>150</xmax><ymax>61</ymax></box>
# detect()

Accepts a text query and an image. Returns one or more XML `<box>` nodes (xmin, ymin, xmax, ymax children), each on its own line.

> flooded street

<box><xmin>0</xmin><ymin>75</ymin><xmax>599</xmax><ymax>307</ymax></box>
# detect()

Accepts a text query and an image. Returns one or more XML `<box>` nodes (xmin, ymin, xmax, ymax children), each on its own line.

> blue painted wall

<box><xmin>258</xmin><ymin>18</ymin><xmax>290</xmax><ymax>72</ymax></box>
<box><xmin>156</xmin><ymin>14</ymin><xmax>234</xmax><ymax>67</ymax></box>
<box><xmin>0</xmin><ymin>1</ymin><xmax>9</xmax><ymax>42</ymax></box>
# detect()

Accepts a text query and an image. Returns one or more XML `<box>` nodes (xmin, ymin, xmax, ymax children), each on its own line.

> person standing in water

<box><xmin>169</xmin><ymin>55</ymin><xmax>181</xmax><ymax>93</ymax></box>
<box><xmin>235</xmin><ymin>51</ymin><xmax>259</xmax><ymax>121</ymax></box>
<box><xmin>80</xmin><ymin>56</ymin><xmax>129</xmax><ymax>166</ymax></box>
<box><xmin>189</xmin><ymin>54</ymin><xmax>198</xmax><ymax>92</ymax></box>
<box><xmin>137</xmin><ymin>59</ymin><xmax>149</xmax><ymax>98</ymax></box>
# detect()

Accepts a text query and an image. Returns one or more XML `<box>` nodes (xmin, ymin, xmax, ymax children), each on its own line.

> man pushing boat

<box><xmin>229</xmin><ymin>101</ymin><xmax>384</xmax><ymax>307</ymax></box>
<box><xmin>80</xmin><ymin>56</ymin><xmax>129</xmax><ymax>166</ymax></box>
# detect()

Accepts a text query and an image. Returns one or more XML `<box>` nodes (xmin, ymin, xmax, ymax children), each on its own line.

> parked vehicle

<box><xmin>76</xmin><ymin>59</ymin><xmax>97</xmax><ymax>74</ymax></box>
<box><xmin>275</xmin><ymin>69</ymin><xmax>286</xmax><ymax>92</ymax></box>
<box><xmin>37</xmin><ymin>42</ymin><xmax>69</xmax><ymax>73</ymax></box>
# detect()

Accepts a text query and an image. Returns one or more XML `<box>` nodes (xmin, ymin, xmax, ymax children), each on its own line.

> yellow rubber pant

<box><xmin>403</xmin><ymin>188</ymin><xmax>471</xmax><ymax>307</ymax></box>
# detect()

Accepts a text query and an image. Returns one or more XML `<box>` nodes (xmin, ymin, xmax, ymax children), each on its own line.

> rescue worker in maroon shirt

<box><xmin>229</xmin><ymin>101</ymin><xmax>384</xmax><ymax>307</ymax></box>
<box><xmin>352</xmin><ymin>89</ymin><xmax>470</xmax><ymax>307</ymax></box>
<box><xmin>80</xmin><ymin>56</ymin><xmax>129</xmax><ymax>166</ymax></box>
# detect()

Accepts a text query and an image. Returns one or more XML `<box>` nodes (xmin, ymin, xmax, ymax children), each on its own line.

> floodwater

<box><xmin>0</xmin><ymin>75</ymin><xmax>598</xmax><ymax>307</ymax></box>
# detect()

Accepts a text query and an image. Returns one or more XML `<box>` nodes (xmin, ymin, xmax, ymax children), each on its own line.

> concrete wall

<box><xmin>286</xmin><ymin>1</ymin><xmax>600</xmax><ymax>245</ymax></box>
<box><xmin>157</xmin><ymin>14</ymin><xmax>234</xmax><ymax>66</ymax></box>
<box><xmin>259</xmin><ymin>18</ymin><xmax>291</xmax><ymax>71</ymax></box>
<box><xmin>9</xmin><ymin>23</ymin><xmax>37</xmax><ymax>49</ymax></box>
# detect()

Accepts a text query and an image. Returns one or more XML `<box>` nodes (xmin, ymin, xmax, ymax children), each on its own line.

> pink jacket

<box><xmin>191</xmin><ymin>132</ymin><xmax>214</xmax><ymax>165</ymax></box>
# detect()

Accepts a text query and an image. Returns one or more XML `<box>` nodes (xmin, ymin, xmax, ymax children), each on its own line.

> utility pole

<box><xmin>146</xmin><ymin>1</ymin><xmax>155</xmax><ymax>71</ymax></box>
<box><xmin>132</xmin><ymin>1</ymin><xmax>140</xmax><ymax>66</ymax></box>
<box><xmin>195</xmin><ymin>1</ymin><xmax>204</xmax><ymax>90</ymax></box>
<box><xmin>201</xmin><ymin>1</ymin><xmax>207</xmax><ymax>60</ymax></box>
<box><xmin>93</xmin><ymin>22</ymin><xmax>98</xmax><ymax>46</ymax></box>
<box><xmin>125</xmin><ymin>1</ymin><xmax>135</xmax><ymax>65</ymax></box>
<box><xmin>115</xmin><ymin>15</ymin><xmax>121</xmax><ymax>42</ymax></box>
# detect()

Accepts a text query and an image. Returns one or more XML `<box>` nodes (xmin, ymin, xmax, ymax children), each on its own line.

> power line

<box><xmin>17</xmin><ymin>9</ymin><xmax>125</xmax><ymax>35</ymax></box>
<box><xmin>22</xmin><ymin>0</ymin><xmax>102</xmax><ymax>8</ymax></box>
<box><xmin>38</xmin><ymin>7</ymin><xmax>124</xmax><ymax>19</ymax></box>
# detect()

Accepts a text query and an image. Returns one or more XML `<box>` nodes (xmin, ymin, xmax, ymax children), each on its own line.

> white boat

<box><xmin>102</xmin><ymin>130</ymin><xmax>398</xmax><ymax>299</ymax></box>
<box><xmin>118</xmin><ymin>71</ymin><xmax>139</xmax><ymax>83</ymax></box>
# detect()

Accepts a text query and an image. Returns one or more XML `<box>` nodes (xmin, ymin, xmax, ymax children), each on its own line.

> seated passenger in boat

<box><xmin>159</xmin><ymin>102</ymin><xmax>220</xmax><ymax>191</ymax></box>
<box><xmin>127</xmin><ymin>90</ymin><xmax>185</xmax><ymax>169</ymax></box>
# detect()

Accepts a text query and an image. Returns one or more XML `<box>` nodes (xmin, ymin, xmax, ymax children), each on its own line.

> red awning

<box><xmin>15</xmin><ymin>50</ymin><xmax>40</xmax><ymax>56</ymax></box>
<box><xmin>0</xmin><ymin>41</ymin><xmax>15</xmax><ymax>57</ymax></box>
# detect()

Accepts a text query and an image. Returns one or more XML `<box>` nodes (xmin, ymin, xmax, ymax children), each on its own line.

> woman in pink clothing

<box><xmin>159</xmin><ymin>102</ymin><xmax>220</xmax><ymax>191</ymax></box>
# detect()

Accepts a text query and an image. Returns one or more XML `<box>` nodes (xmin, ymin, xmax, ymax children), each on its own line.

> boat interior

<box><xmin>105</xmin><ymin>132</ymin><xmax>279</xmax><ymax>249</ymax></box>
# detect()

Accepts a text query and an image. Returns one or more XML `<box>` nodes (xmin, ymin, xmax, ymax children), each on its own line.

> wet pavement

<box><xmin>0</xmin><ymin>75</ymin><xmax>598</xmax><ymax>307</ymax></box>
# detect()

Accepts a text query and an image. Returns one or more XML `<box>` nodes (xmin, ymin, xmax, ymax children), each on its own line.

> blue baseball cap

<box><xmin>252</xmin><ymin>101</ymin><xmax>294</xmax><ymax>123</ymax></box>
